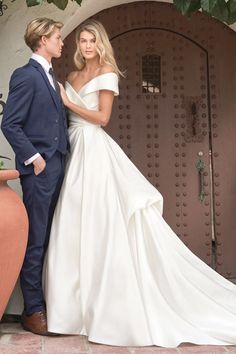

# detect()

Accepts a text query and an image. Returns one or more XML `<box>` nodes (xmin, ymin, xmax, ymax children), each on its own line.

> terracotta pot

<box><xmin>0</xmin><ymin>170</ymin><xmax>28</xmax><ymax>319</ymax></box>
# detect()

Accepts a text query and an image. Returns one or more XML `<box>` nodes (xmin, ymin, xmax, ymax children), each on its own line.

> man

<box><xmin>1</xmin><ymin>18</ymin><xmax>69</xmax><ymax>335</ymax></box>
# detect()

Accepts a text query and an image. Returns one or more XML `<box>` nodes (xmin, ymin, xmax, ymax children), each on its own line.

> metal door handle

<box><xmin>196</xmin><ymin>158</ymin><xmax>205</xmax><ymax>202</ymax></box>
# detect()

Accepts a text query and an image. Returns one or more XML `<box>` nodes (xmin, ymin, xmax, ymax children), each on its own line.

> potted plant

<box><xmin>0</xmin><ymin>154</ymin><xmax>28</xmax><ymax>320</ymax></box>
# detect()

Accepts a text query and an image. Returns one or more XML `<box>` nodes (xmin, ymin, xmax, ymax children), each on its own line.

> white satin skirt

<box><xmin>44</xmin><ymin>122</ymin><xmax>236</xmax><ymax>347</ymax></box>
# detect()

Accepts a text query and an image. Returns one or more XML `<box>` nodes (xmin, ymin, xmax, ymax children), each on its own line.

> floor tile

<box><xmin>1</xmin><ymin>323</ymin><xmax>236</xmax><ymax>354</ymax></box>
<box><xmin>225</xmin><ymin>347</ymin><xmax>236</xmax><ymax>354</ymax></box>
<box><xmin>179</xmin><ymin>344</ymin><xmax>227</xmax><ymax>353</ymax></box>
<box><xmin>43</xmin><ymin>334</ymin><xmax>87</xmax><ymax>353</ymax></box>
<box><xmin>88</xmin><ymin>341</ymin><xmax>131</xmax><ymax>353</ymax></box>
<box><xmin>134</xmin><ymin>348</ymin><xmax>178</xmax><ymax>353</ymax></box>
<box><xmin>0</xmin><ymin>333</ymin><xmax>41</xmax><ymax>354</ymax></box>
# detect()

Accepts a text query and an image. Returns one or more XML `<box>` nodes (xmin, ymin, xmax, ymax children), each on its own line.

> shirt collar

<box><xmin>31</xmin><ymin>53</ymin><xmax>52</xmax><ymax>73</ymax></box>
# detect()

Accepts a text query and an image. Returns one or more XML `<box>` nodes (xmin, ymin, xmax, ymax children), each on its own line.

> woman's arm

<box><xmin>59</xmin><ymin>83</ymin><xmax>114</xmax><ymax>127</ymax></box>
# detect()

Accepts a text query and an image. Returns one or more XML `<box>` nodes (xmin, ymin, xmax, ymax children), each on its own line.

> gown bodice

<box><xmin>65</xmin><ymin>72</ymin><xmax>119</xmax><ymax>128</ymax></box>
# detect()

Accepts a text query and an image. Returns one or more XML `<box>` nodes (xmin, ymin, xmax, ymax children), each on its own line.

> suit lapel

<box><xmin>29</xmin><ymin>59</ymin><xmax>61</xmax><ymax>113</ymax></box>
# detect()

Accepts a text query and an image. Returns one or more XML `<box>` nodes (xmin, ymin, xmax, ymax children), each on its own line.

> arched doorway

<box><xmin>55</xmin><ymin>1</ymin><xmax>236</xmax><ymax>278</ymax></box>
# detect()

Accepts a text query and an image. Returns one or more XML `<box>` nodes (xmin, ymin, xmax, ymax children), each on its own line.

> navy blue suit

<box><xmin>1</xmin><ymin>58</ymin><xmax>69</xmax><ymax>314</ymax></box>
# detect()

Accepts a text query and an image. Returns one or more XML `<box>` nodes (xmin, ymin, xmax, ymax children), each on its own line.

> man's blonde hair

<box><xmin>24</xmin><ymin>17</ymin><xmax>63</xmax><ymax>52</ymax></box>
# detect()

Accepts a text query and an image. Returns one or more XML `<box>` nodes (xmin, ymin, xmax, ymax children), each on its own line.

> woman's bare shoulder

<box><xmin>99</xmin><ymin>64</ymin><xmax>115</xmax><ymax>75</ymax></box>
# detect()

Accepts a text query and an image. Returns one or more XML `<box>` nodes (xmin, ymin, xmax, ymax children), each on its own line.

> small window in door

<box><xmin>142</xmin><ymin>55</ymin><xmax>161</xmax><ymax>94</ymax></box>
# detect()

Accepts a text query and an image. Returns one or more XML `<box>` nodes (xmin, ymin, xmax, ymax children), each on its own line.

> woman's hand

<box><xmin>58</xmin><ymin>82</ymin><xmax>70</xmax><ymax>107</ymax></box>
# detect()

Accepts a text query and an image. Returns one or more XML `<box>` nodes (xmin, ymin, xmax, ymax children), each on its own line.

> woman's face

<box><xmin>79</xmin><ymin>30</ymin><xmax>98</xmax><ymax>60</ymax></box>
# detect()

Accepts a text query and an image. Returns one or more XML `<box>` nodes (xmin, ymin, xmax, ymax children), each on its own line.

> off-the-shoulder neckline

<box><xmin>66</xmin><ymin>72</ymin><xmax>117</xmax><ymax>94</ymax></box>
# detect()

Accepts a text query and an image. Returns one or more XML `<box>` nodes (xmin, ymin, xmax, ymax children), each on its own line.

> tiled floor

<box><xmin>0</xmin><ymin>322</ymin><xmax>236</xmax><ymax>354</ymax></box>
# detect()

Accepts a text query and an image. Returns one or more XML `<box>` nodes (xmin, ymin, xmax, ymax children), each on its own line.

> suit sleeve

<box><xmin>1</xmin><ymin>68</ymin><xmax>39</xmax><ymax>163</ymax></box>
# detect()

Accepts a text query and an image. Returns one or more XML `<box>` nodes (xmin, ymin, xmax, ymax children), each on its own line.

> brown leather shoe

<box><xmin>21</xmin><ymin>310</ymin><xmax>55</xmax><ymax>336</ymax></box>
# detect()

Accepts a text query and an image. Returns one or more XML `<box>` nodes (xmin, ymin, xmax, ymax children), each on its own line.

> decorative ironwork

<box><xmin>0</xmin><ymin>94</ymin><xmax>6</xmax><ymax>116</ymax></box>
<box><xmin>0</xmin><ymin>0</ymin><xmax>15</xmax><ymax>16</ymax></box>
<box><xmin>0</xmin><ymin>0</ymin><xmax>7</xmax><ymax>16</ymax></box>
<box><xmin>142</xmin><ymin>54</ymin><xmax>161</xmax><ymax>94</ymax></box>
<box><xmin>183</xmin><ymin>96</ymin><xmax>203</xmax><ymax>143</ymax></box>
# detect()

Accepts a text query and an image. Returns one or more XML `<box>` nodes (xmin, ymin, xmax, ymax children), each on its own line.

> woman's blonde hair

<box><xmin>74</xmin><ymin>19</ymin><xmax>123</xmax><ymax>77</ymax></box>
<box><xmin>25</xmin><ymin>18</ymin><xmax>63</xmax><ymax>52</ymax></box>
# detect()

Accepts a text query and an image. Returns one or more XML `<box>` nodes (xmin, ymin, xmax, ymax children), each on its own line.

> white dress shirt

<box><xmin>24</xmin><ymin>53</ymin><xmax>56</xmax><ymax>165</ymax></box>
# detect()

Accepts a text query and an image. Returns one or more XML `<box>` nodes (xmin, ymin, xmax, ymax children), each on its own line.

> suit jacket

<box><xmin>1</xmin><ymin>58</ymin><xmax>69</xmax><ymax>175</ymax></box>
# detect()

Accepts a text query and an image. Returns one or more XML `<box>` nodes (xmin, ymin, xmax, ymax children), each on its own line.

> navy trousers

<box><xmin>20</xmin><ymin>152</ymin><xmax>65</xmax><ymax>315</ymax></box>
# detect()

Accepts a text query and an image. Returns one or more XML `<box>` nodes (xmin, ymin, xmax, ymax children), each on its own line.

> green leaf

<box><xmin>173</xmin><ymin>0</ymin><xmax>189</xmax><ymax>15</ymax></box>
<box><xmin>48</xmin><ymin>0</ymin><xmax>68</xmax><ymax>10</ymax></box>
<box><xmin>201</xmin><ymin>0</ymin><xmax>218</xmax><ymax>12</ymax></box>
<box><xmin>211</xmin><ymin>0</ymin><xmax>229</xmax><ymax>23</ymax></box>
<box><xmin>174</xmin><ymin>0</ymin><xmax>200</xmax><ymax>15</ymax></box>
<box><xmin>74</xmin><ymin>0</ymin><xmax>82</xmax><ymax>5</ymax></box>
<box><xmin>227</xmin><ymin>0</ymin><xmax>236</xmax><ymax>23</ymax></box>
<box><xmin>228</xmin><ymin>0</ymin><xmax>236</xmax><ymax>12</ymax></box>
<box><xmin>227</xmin><ymin>8</ymin><xmax>236</xmax><ymax>24</ymax></box>
<box><xmin>227</xmin><ymin>12</ymin><xmax>236</xmax><ymax>24</ymax></box>
<box><xmin>187</xmin><ymin>0</ymin><xmax>201</xmax><ymax>12</ymax></box>
<box><xmin>26</xmin><ymin>0</ymin><xmax>44</xmax><ymax>6</ymax></box>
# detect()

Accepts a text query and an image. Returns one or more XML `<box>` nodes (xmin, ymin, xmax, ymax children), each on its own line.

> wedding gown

<box><xmin>44</xmin><ymin>72</ymin><xmax>236</xmax><ymax>348</ymax></box>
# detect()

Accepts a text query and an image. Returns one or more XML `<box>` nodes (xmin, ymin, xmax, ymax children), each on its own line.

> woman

<box><xmin>44</xmin><ymin>19</ymin><xmax>236</xmax><ymax>347</ymax></box>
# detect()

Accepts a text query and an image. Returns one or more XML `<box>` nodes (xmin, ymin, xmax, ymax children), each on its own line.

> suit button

<box><xmin>54</xmin><ymin>137</ymin><xmax>58</xmax><ymax>141</ymax></box>
<box><xmin>55</xmin><ymin>119</ymin><xmax>58</xmax><ymax>123</ymax></box>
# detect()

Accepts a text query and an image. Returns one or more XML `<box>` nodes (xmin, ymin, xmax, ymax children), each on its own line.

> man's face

<box><xmin>44</xmin><ymin>27</ymin><xmax>64</xmax><ymax>59</ymax></box>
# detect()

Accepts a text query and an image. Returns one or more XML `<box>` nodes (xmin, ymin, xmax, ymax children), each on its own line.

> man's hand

<box><xmin>58</xmin><ymin>82</ymin><xmax>70</xmax><ymax>107</ymax></box>
<box><xmin>33</xmin><ymin>155</ymin><xmax>46</xmax><ymax>175</ymax></box>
